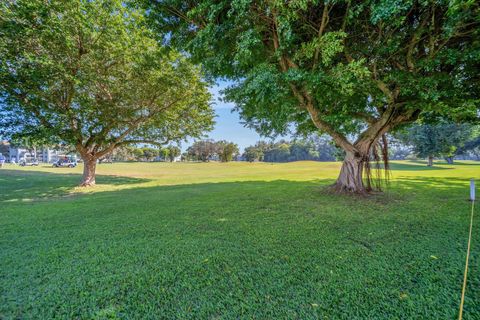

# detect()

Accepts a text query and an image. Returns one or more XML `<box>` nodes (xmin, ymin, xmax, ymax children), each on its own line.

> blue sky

<box><xmin>201</xmin><ymin>81</ymin><xmax>263</xmax><ymax>152</ymax></box>
<box><xmin>182</xmin><ymin>80</ymin><xmax>292</xmax><ymax>152</ymax></box>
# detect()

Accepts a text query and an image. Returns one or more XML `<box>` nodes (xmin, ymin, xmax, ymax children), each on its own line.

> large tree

<box><xmin>0</xmin><ymin>0</ymin><xmax>214</xmax><ymax>186</ymax></box>
<box><xmin>216</xmin><ymin>140</ymin><xmax>240</xmax><ymax>162</ymax></box>
<box><xmin>456</xmin><ymin>126</ymin><xmax>480</xmax><ymax>160</ymax></box>
<box><xmin>166</xmin><ymin>145</ymin><xmax>181</xmax><ymax>162</ymax></box>
<box><xmin>397</xmin><ymin>122</ymin><xmax>475</xmax><ymax>166</ymax></box>
<box><xmin>145</xmin><ymin>0</ymin><xmax>480</xmax><ymax>193</ymax></box>
<box><xmin>243</xmin><ymin>141</ymin><xmax>272</xmax><ymax>162</ymax></box>
<box><xmin>186</xmin><ymin>139</ymin><xmax>218</xmax><ymax>161</ymax></box>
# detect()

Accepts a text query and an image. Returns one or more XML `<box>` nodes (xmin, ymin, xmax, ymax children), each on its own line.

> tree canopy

<box><xmin>397</xmin><ymin>122</ymin><xmax>479</xmax><ymax>165</ymax></box>
<box><xmin>144</xmin><ymin>0</ymin><xmax>480</xmax><ymax>193</ymax></box>
<box><xmin>0</xmin><ymin>0</ymin><xmax>215</xmax><ymax>185</ymax></box>
<box><xmin>166</xmin><ymin>145</ymin><xmax>181</xmax><ymax>162</ymax></box>
<box><xmin>243</xmin><ymin>138</ymin><xmax>332</xmax><ymax>162</ymax></box>
<box><xmin>186</xmin><ymin>140</ymin><xmax>218</xmax><ymax>162</ymax></box>
<box><xmin>186</xmin><ymin>139</ymin><xmax>239</xmax><ymax>162</ymax></box>
<box><xmin>216</xmin><ymin>140</ymin><xmax>240</xmax><ymax>162</ymax></box>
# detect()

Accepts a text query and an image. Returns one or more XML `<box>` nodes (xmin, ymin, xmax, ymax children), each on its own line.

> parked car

<box><xmin>53</xmin><ymin>157</ymin><xmax>77</xmax><ymax>168</ymax></box>
<box><xmin>19</xmin><ymin>158</ymin><xmax>39</xmax><ymax>166</ymax></box>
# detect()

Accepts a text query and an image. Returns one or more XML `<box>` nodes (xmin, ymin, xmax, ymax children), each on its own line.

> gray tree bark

<box><xmin>427</xmin><ymin>156</ymin><xmax>434</xmax><ymax>167</ymax></box>
<box><xmin>80</xmin><ymin>158</ymin><xmax>97</xmax><ymax>186</ymax></box>
<box><xmin>334</xmin><ymin>152</ymin><xmax>367</xmax><ymax>194</ymax></box>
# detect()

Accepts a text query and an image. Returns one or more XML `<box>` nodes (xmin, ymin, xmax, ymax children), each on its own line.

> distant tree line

<box><xmin>243</xmin><ymin>136</ymin><xmax>338</xmax><ymax>163</ymax></box>
<box><xmin>110</xmin><ymin>145</ymin><xmax>181</xmax><ymax>162</ymax></box>
<box><xmin>6</xmin><ymin>124</ymin><xmax>479</xmax><ymax>167</ymax></box>
<box><xmin>241</xmin><ymin>124</ymin><xmax>480</xmax><ymax>165</ymax></box>
<box><xmin>185</xmin><ymin>140</ymin><xmax>240</xmax><ymax>162</ymax></box>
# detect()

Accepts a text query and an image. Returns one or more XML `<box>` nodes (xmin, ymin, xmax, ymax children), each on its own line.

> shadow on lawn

<box><xmin>394</xmin><ymin>176</ymin><xmax>474</xmax><ymax>193</ymax></box>
<box><xmin>404</xmin><ymin>159</ymin><xmax>480</xmax><ymax>167</ymax></box>
<box><xmin>388</xmin><ymin>161</ymin><xmax>451</xmax><ymax>171</ymax></box>
<box><xmin>0</xmin><ymin>169</ymin><xmax>149</xmax><ymax>202</ymax></box>
<box><xmin>1</xmin><ymin>165</ymin><xmax>475</xmax><ymax>204</ymax></box>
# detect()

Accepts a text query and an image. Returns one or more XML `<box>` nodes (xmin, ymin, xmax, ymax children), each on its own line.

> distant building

<box><xmin>0</xmin><ymin>141</ymin><xmax>69</xmax><ymax>163</ymax></box>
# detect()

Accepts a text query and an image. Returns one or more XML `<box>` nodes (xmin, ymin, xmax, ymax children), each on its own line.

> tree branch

<box><xmin>313</xmin><ymin>4</ymin><xmax>329</xmax><ymax>67</ymax></box>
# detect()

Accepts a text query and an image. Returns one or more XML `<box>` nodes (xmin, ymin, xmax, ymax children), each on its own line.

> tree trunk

<box><xmin>80</xmin><ymin>158</ymin><xmax>97</xmax><ymax>187</ymax></box>
<box><xmin>444</xmin><ymin>156</ymin><xmax>454</xmax><ymax>164</ymax></box>
<box><xmin>427</xmin><ymin>156</ymin><xmax>433</xmax><ymax>167</ymax></box>
<box><xmin>333</xmin><ymin>152</ymin><xmax>367</xmax><ymax>194</ymax></box>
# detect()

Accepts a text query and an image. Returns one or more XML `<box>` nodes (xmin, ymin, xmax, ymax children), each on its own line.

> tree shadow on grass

<box><xmin>388</xmin><ymin>161</ymin><xmax>451</xmax><ymax>171</ymax></box>
<box><xmin>0</xmin><ymin>169</ymin><xmax>149</xmax><ymax>202</ymax></box>
<box><xmin>393</xmin><ymin>175</ymin><xmax>474</xmax><ymax>193</ymax></box>
<box><xmin>435</xmin><ymin>161</ymin><xmax>480</xmax><ymax>166</ymax></box>
<box><xmin>404</xmin><ymin>159</ymin><xmax>480</xmax><ymax>167</ymax></box>
<box><xmin>1</xmin><ymin>164</ymin><xmax>474</xmax><ymax>204</ymax></box>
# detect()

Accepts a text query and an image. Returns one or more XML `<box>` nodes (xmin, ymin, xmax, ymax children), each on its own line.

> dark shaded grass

<box><xmin>0</xmin><ymin>169</ymin><xmax>147</xmax><ymax>202</ymax></box>
<box><xmin>388</xmin><ymin>162</ymin><xmax>452</xmax><ymax>171</ymax></box>
<box><xmin>404</xmin><ymin>160</ymin><xmax>480</xmax><ymax>167</ymax></box>
<box><xmin>0</xmin><ymin>172</ymin><xmax>479</xmax><ymax>319</ymax></box>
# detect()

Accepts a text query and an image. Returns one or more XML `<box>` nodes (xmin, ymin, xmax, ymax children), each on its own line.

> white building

<box><xmin>0</xmin><ymin>141</ymin><xmax>67</xmax><ymax>163</ymax></box>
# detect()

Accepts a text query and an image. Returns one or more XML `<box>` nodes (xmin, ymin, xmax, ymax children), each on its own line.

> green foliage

<box><xmin>186</xmin><ymin>139</ymin><xmax>218</xmax><ymax>161</ymax></box>
<box><xmin>132</xmin><ymin>148</ymin><xmax>145</xmax><ymax>161</ymax></box>
<box><xmin>1</xmin><ymin>161</ymin><xmax>479</xmax><ymax>318</ymax></box>
<box><xmin>264</xmin><ymin>142</ymin><xmax>291</xmax><ymax>162</ymax></box>
<box><xmin>216</xmin><ymin>140</ymin><xmax>240</xmax><ymax>162</ymax></box>
<box><xmin>243</xmin><ymin>137</ymin><xmax>335</xmax><ymax>162</ymax></box>
<box><xmin>160</xmin><ymin>147</ymin><xmax>170</xmax><ymax>161</ymax></box>
<box><xmin>110</xmin><ymin>145</ymin><xmax>175</xmax><ymax>162</ymax></box>
<box><xmin>167</xmin><ymin>145</ymin><xmax>181</xmax><ymax>162</ymax></box>
<box><xmin>141</xmin><ymin>147</ymin><xmax>159</xmax><ymax>161</ymax></box>
<box><xmin>144</xmin><ymin>0</ymin><xmax>480</xmax><ymax>157</ymax></box>
<box><xmin>186</xmin><ymin>139</ymin><xmax>238</xmax><ymax>162</ymax></box>
<box><xmin>0</xmin><ymin>0</ymin><xmax>214</xmax><ymax>163</ymax></box>
<box><xmin>397</xmin><ymin>122</ymin><xmax>477</xmax><ymax>161</ymax></box>
<box><xmin>457</xmin><ymin>129</ymin><xmax>480</xmax><ymax>159</ymax></box>
<box><xmin>243</xmin><ymin>142</ymin><xmax>268</xmax><ymax>162</ymax></box>
<box><xmin>289</xmin><ymin>140</ymin><xmax>320</xmax><ymax>161</ymax></box>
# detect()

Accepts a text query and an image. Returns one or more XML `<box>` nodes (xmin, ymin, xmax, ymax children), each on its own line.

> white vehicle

<box><xmin>53</xmin><ymin>156</ymin><xmax>77</xmax><ymax>168</ymax></box>
<box><xmin>19</xmin><ymin>158</ymin><xmax>39</xmax><ymax>166</ymax></box>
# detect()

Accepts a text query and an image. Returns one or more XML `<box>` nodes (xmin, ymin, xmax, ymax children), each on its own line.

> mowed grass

<box><xmin>0</xmin><ymin>161</ymin><xmax>479</xmax><ymax>319</ymax></box>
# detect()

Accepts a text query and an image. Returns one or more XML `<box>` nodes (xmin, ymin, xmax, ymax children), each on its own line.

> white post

<box><xmin>470</xmin><ymin>179</ymin><xmax>476</xmax><ymax>202</ymax></box>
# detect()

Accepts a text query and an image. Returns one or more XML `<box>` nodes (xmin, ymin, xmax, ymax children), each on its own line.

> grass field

<box><xmin>1</xmin><ymin>161</ymin><xmax>479</xmax><ymax>319</ymax></box>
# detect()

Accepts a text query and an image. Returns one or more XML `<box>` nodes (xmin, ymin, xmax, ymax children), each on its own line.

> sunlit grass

<box><xmin>2</xmin><ymin>160</ymin><xmax>478</xmax><ymax>198</ymax></box>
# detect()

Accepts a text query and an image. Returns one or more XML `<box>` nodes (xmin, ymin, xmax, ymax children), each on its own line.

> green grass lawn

<box><xmin>1</xmin><ymin>161</ymin><xmax>479</xmax><ymax>319</ymax></box>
